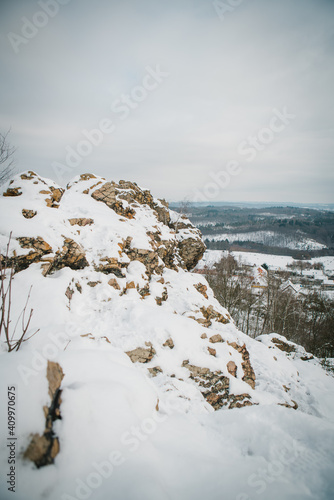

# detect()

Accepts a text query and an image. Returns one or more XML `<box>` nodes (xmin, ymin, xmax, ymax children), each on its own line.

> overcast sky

<box><xmin>0</xmin><ymin>0</ymin><xmax>333</xmax><ymax>203</ymax></box>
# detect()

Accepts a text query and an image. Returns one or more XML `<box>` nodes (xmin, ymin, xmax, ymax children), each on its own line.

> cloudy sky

<box><xmin>0</xmin><ymin>0</ymin><xmax>333</xmax><ymax>203</ymax></box>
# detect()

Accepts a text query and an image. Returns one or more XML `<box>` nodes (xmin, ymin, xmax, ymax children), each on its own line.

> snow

<box><xmin>204</xmin><ymin>230</ymin><xmax>327</xmax><ymax>250</ymax></box>
<box><xmin>0</xmin><ymin>172</ymin><xmax>334</xmax><ymax>500</ymax></box>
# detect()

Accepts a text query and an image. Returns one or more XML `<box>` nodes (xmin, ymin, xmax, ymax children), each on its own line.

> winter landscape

<box><xmin>1</xmin><ymin>0</ymin><xmax>334</xmax><ymax>499</ymax></box>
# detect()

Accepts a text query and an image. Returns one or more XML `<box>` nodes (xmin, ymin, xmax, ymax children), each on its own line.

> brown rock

<box><xmin>227</xmin><ymin>361</ymin><xmax>237</xmax><ymax>377</ymax></box>
<box><xmin>108</xmin><ymin>278</ymin><xmax>121</xmax><ymax>290</ymax></box>
<box><xmin>194</xmin><ymin>283</ymin><xmax>208</xmax><ymax>299</ymax></box>
<box><xmin>177</xmin><ymin>237</ymin><xmax>206</xmax><ymax>271</ymax></box>
<box><xmin>22</xmin><ymin>209</ymin><xmax>37</xmax><ymax>219</ymax></box>
<box><xmin>3</xmin><ymin>187</ymin><xmax>22</xmax><ymax>196</ymax></box>
<box><xmin>208</xmin><ymin>347</ymin><xmax>216</xmax><ymax>356</ymax></box>
<box><xmin>148</xmin><ymin>366</ymin><xmax>163</xmax><ymax>377</ymax></box>
<box><xmin>47</xmin><ymin>361</ymin><xmax>64</xmax><ymax>400</ymax></box>
<box><xmin>201</xmin><ymin>333</ymin><xmax>207</xmax><ymax>339</ymax></box>
<box><xmin>163</xmin><ymin>338</ymin><xmax>174</xmax><ymax>349</ymax></box>
<box><xmin>24</xmin><ymin>361</ymin><xmax>64</xmax><ymax>468</ymax></box>
<box><xmin>126</xmin><ymin>345</ymin><xmax>156</xmax><ymax>363</ymax></box>
<box><xmin>54</xmin><ymin>238</ymin><xmax>89</xmax><ymax>271</ymax></box>
<box><xmin>209</xmin><ymin>334</ymin><xmax>223</xmax><ymax>343</ymax></box>
<box><xmin>271</xmin><ymin>337</ymin><xmax>296</xmax><ymax>353</ymax></box>
<box><xmin>68</xmin><ymin>218</ymin><xmax>94</xmax><ymax>226</ymax></box>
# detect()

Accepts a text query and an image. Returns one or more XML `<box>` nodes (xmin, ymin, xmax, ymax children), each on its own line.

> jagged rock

<box><xmin>182</xmin><ymin>360</ymin><xmax>251</xmax><ymax>410</ymax></box>
<box><xmin>91</xmin><ymin>182</ymin><xmax>136</xmax><ymax>219</ymax></box>
<box><xmin>108</xmin><ymin>278</ymin><xmax>121</xmax><ymax>290</ymax></box>
<box><xmin>22</xmin><ymin>209</ymin><xmax>37</xmax><ymax>219</ymax></box>
<box><xmin>201</xmin><ymin>305</ymin><xmax>230</xmax><ymax>326</ymax></box>
<box><xmin>209</xmin><ymin>334</ymin><xmax>223</xmax><ymax>344</ymax></box>
<box><xmin>138</xmin><ymin>284</ymin><xmax>150</xmax><ymax>298</ymax></box>
<box><xmin>182</xmin><ymin>360</ymin><xmax>230</xmax><ymax>410</ymax></box>
<box><xmin>278</xmin><ymin>400</ymin><xmax>298</xmax><ymax>410</ymax></box>
<box><xmin>65</xmin><ymin>286</ymin><xmax>74</xmax><ymax>301</ymax></box>
<box><xmin>125</xmin><ymin>281</ymin><xmax>136</xmax><ymax>290</ymax></box>
<box><xmin>208</xmin><ymin>347</ymin><xmax>216</xmax><ymax>356</ymax></box>
<box><xmin>271</xmin><ymin>337</ymin><xmax>296</xmax><ymax>353</ymax></box>
<box><xmin>18</xmin><ymin>237</ymin><xmax>52</xmax><ymax>253</ymax></box>
<box><xmin>68</xmin><ymin>218</ymin><xmax>94</xmax><ymax>226</ymax></box>
<box><xmin>228</xmin><ymin>342</ymin><xmax>256</xmax><ymax>389</ymax></box>
<box><xmin>53</xmin><ymin>238</ymin><xmax>88</xmax><ymax>271</ymax></box>
<box><xmin>126</xmin><ymin>345</ymin><xmax>156</xmax><ymax>363</ymax></box>
<box><xmin>3</xmin><ymin>187</ymin><xmax>22</xmax><ymax>196</ymax></box>
<box><xmin>40</xmin><ymin>186</ymin><xmax>64</xmax><ymax>208</ymax></box>
<box><xmin>87</xmin><ymin>281</ymin><xmax>100</xmax><ymax>287</ymax></box>
<box><xmin>156</xmin><ymin>288</ymin><xmax>168</xmax><ymax>306</ymax></box>
<box><xmin>194</xmin><ymin>283</ymin><xmax>208</xmax><ymax>299</ymax></box>
<box><xmin>95</xmin><ymin>257</ymin><xmax>125</xmax><ymax>277</ymax></box>
<box><xmin>148</xmin><ymin>366</ymin><xmax>163</xmax><ymax>377</ymax></box>
<box><xmin>163</xmin><ymin>338</ymin><xmax>174</xmax><ymax>349</ymax></box>
<box><xmin>126</xmin><ymin>247</ymin><xmax>163</xmax><ymax>276</ymax></box>
<box><xmin>24</xmin><ymin>361</ymin><xmax>63</xmax><ymax>468</ymax></box>
<box><xmin>227</xmin><ymin>361</ymin><xmax>237</xmax><ymax>377</ymax></box>
<box><xmin>20</xmin><ymin>171</ymin><xmax>37</xmax><ymax>180</ymax></box>
<box><xmin>47</xmin><ymin>361</ymin><xmax>64</xmax><ymax>400</ymax></box>
<box><xmin>8</xmin><ymin>237</ymin><xmax>53</xmax><ymax>272</ymax></box>
<box><xmin>177</xmin><ymin>237</ymin><xmax>206</xmax><ymax>271</ymax></box>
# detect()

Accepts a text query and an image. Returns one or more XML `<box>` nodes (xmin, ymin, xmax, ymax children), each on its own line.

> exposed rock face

<box><xmin>9</xmin><ymin>237</ymin><xmax>53</xmax><ymax>272</ymax></box>
<box><xmin>178</xmin><ymin>237</ymin><xmax>205</xmax><ymax>271</ymax></box>
<box><xmin>194</xmin><ymin>283</ymin><xmax>208</xmax><ymax>299</ymax></box>
<box><xmin>228</xmin><ymin>342</ymin><xmax>256</xmax><ymax>389</ymax></box>
<box><xmin>271</xmin><ymin>337</ymin><xmax>296</xmax><ymax>353</ymax></box>
<box><xmin>182</xmin><ymin>360</ymin><xmax>252</xmax><ymax>410</ymax></box>
<box><xmin>53</xmin><ymin>238</ymin><xmax>89</xmax><ymax>271</ymax></box>
<box><xmin>24</xmin><ymin>361</ymin><xmax>64</xmax><ymax>468</ymax></box>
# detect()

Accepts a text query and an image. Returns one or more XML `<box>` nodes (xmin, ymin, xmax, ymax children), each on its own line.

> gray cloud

<box><xmin>0</xmin><ymin>0</ymin><xmax>333</xmax><ymax>202</ymax></box>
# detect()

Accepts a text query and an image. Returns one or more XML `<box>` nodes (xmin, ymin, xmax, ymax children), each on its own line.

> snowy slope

<box><xmin>0</xmin><ymin>172</ymin><xmax>333</xmax><ymax>500</ymax></box>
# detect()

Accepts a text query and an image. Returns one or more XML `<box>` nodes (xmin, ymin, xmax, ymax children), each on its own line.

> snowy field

<box><xmin>198</xmin><ymin>250</ymin><xmax>334</xmax><ymax>275</ymax></box>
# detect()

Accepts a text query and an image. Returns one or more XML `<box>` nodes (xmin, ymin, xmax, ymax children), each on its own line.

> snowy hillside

<box><xmin>0</xmin><ymin>172</ymin><xmax>334</xmax><ymax>500</ymax></box>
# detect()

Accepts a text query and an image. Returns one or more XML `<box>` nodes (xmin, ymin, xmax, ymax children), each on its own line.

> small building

<box><xmin>281</xmin><ymin>280</ymin><xmax>302</xmax><ymax>295</ymax></box>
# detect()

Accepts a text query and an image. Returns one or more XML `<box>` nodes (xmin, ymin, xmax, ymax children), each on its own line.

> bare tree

<box><xmin>0</xmin><ymin>129</ymin><xmax>16</xmax><ymax>185</ymax></box>
<box><xmin>0</xmin><ymin>233</ymin><xmax>39</xmax><ymax>351</ymax></box>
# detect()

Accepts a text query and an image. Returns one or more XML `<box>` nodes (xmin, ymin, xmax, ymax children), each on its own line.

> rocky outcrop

<box><xmin>177</xmin><ymin>237</ymin><xmax>205</xmax><ymax>271</ymax></box>
<box><xmin>9</xmin><ymin>237</ymin><xmax>53</xmax><ymax>272</ymax></box>
<box><xmin>53</xmin><ymin>238</ymin><xmax>89</xmax><ymax>271</ymax></box>
<box><xmin>24</xmin><ymin>361</ymin><xmax>64</xmax><ymax>468</ymax></box>
<box><xmin>182</xmin><ymin>360</ymin><xmax>252</xmax><ymax>410</ymax></box>
<box><xmin>271</xmin><ymin>337</ymin><xmax>296</xmax><ymax>353</ymax></box>
<box><xmin>228</xmin><ymin>342</ymin><xmax>256</xmax><ymax>389</ymax></box>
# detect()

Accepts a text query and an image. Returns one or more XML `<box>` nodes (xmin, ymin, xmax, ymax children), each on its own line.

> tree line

<box><xmin>206</xmin><ymin>255</ymin><xmax>334</xmax><ymax>358</ymax></box>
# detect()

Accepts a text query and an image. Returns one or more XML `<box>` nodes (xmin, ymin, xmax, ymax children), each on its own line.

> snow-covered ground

<box><xmin>198</xmin><ymin>249</ymin><xmax>334</xmax><ymax>275</ymax></box>
<box><xmin>0</xmin><ymin>172</ymin><xmax>333</xmax><ymax>500</ymax></box>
